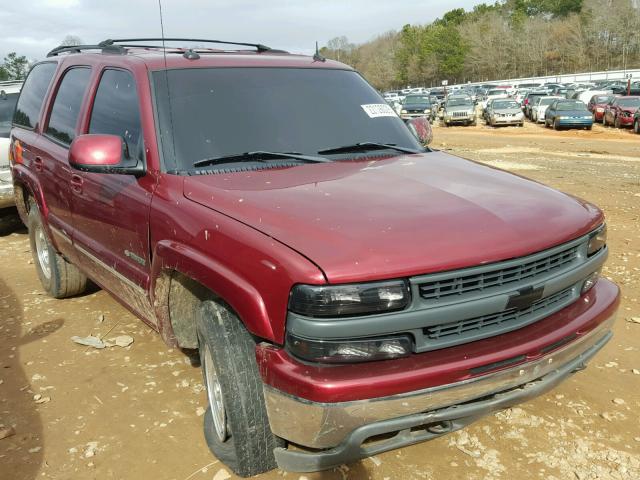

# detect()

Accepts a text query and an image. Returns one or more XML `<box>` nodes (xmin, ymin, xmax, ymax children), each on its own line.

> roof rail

<box><xmin>46</xmin><ymin>43</ymin><xmax>126</xmax><ymax>57</ymax></box>
<box><xmin>101</xmin><ymin>38</ymin><xmax>274</xmax><ymax>53</ymax></box>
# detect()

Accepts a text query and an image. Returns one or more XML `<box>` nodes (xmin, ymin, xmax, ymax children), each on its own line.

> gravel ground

<box><xmin>0</xmin><ymin>119</ymin><xmax>639</xmax><ymax>480</ymax></box>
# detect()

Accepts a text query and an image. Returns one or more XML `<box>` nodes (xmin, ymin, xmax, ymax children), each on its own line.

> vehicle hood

<box><xmin>404</xmin><ymin>103</ymin><xmax>431</xmax><ymax>110</ymax></box>
<box><xmin>183</xmin><ymin>152</ymin><xmax>603</xmax><ymax>283</ymax></box>
<box><xmin>494</xmin><ymin>108</ymin><xmax>521</xmax><ymax>114</ymax></box>
<box><xmin>446</xmin><ymin>105</ymin><xmax>474</xmax><ymax>112</ymax></box>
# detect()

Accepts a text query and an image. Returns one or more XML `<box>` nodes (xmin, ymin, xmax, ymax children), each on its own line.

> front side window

<box><xmin>13</xmin><ymin>62</ymin><xmax>57</xmax><ymax>129</ymax></box>
<box><xmin>89</xmin><ymin>69</ymin><xmax>143</xmax><ymax>160</ymax></box>
<box><xmin>153</xmin><ymin>67</ymin><xmax>421</xmax><ymax>172</ymax></box>
<box><xmin>0</xmin><ymin>92</ymin><xmax>19</xmax><ymax>138</ymax></box>
<box><xmin>46</xmin><ymin>68</ymin><xmax>91</xmax><ymax>145</ymax></box>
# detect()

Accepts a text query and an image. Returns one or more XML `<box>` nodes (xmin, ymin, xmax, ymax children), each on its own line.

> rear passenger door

<box><xmin>70</xmin><ymin>68</ymin><xmax>156</xmax><ymax>324</ymax></box>
<box><xmin>37</xmin><ymin>67</ymin><xmax>92</xmax><ymax>250</ymax></box>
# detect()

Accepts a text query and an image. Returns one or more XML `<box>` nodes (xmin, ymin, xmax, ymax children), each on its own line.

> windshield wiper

<box><xmin>193</xmin><ymin>151</ymin><xmax>331</xmax><ymax>168</ymax></box>
<box><xmin>317</xmin><ymin>142</ymin><xmax>422</xmax><ymax>155</ymax></box>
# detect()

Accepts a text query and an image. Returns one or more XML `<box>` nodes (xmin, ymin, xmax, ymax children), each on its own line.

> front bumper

<box><xmin>259</xmin><ymin>278</ymin><xmax>619</xmax><ymax>470</ymax></box>
<box><xmin>492</xmin><ymin>116</ymin><xmax>523</xmax><ymax>125</ymax></box>
<box><xmin>444</xmin><ymin>115</ymin><xmax>475</xmax><ymax>124</ymax></box>
<box><xmin>557</xmin><ymin>118</ymin><xmax>594</xmax><ymax>128</ymax></box>
<box><xmin>617</xmin><ymin>115</ymin><xmax>634</xmax><ymax>126</ymax></box>
<box><xmin>401</xmin><ymin>112</ymin><xmax>430</xmax><ymax>120</ymax></box>
<box><xmin>0</xmin><ymin>167</ymin><xmax>15</xmax><ymax>209</ymax></box>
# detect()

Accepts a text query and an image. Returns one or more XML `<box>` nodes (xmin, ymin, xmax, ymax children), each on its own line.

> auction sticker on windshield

<box><xmin>361</xmin><ymin>103</ymin><xmax>397</xmax><ymax>118</ymax></box>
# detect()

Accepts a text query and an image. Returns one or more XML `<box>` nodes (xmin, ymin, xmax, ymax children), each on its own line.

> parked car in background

<box><xmin>514</xmin><ymin>89</ymin><xmax>531</xmax><ymax>105</ymax></box>
<box><xmin>442</xmin><ymin>97</ymin><xmax>476</xmax><ymax>126</ymax></box>
<box><xmin>545</xmin><ymin>99</ymin><xmax>594</xmax><ymax>130</ymax></box>
<box><xmin>603</xmin><ymin>96</ymin><xmax>640</xmax><ymax>128</ymax></box>
<box><xmin>551</xmin><ymin>86</ymin><xmax>569</xmax><ymax>97</ymax></box>
<box><xmin>481</xmin><ymin>88</ymin><xmax>509</xmax><ymax>109</ymax></box>
<box><xmin>400</xmin><ymin>94</ymin><xmax>433</xmax><ymax>121</ymax></box>
<box><xmin>0</xmin><ymin>80</ymin><xmax>23</xmax><ymax>233</ymax></box>
<box><xmin>485</xmin><ymin>99</ymin><xmax>524</xmax><ymax>127</ymax></box>
<box><xmin>634</xmin><ymin>108</ymin><xmax>640</xmax><ymax>134</ymax></box>
<box><xmin>523</xmin><ymin>91</ymin><xmax>549</xmax><ymax>119</ymax></box>
<box><xmin>577</xmin><ymin>90</ymin><xmax>611</xmax><ymax>105</ymax></box>
<box><xmin>587</xmin><ymin>94</ymin><xmax>615</xmax><ymax>122</ymax></box>
<box><xmin>531</xmin><ymin>96</ymin><xmax>563</xmax><ymax>123</ymax></box>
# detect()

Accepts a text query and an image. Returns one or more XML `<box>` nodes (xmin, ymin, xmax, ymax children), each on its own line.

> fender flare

<box><xmin>150</xmin><ymin>239</ymin><xmax>276</xmax><ymax>345</ymax></box>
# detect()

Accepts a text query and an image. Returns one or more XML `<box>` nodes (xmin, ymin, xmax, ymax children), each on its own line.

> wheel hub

<box><xmin>204</xmin><ymin>344</ymin><xmax>227</xmax><ymax>442</ymax></box>
<box><xmin>34</xmin><ymin>226</ymin><xmax>51</xmax><ymax>280</ymax></box>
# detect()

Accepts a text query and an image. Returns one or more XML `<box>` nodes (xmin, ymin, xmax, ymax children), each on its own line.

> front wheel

<box><xmin>197</xmin><ymin>300</ymin><xmax>283</xmax><ymax>477</ymax></box>
<box><xmin>614</xmin><ymin>116</ymin><xmax>621</xmax><ymax>129</ymax></box>
<box><xmin>553</xmin><ymin>118</ymin><xmax>561</xmax><ymax>130</ymax></box>
<box><xmin>634</xmin><ymin>119</ymin><xmax>640</xmax><ymax>134</ymax></box>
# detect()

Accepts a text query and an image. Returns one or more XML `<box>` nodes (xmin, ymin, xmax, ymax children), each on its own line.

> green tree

<box><xmin>0</xmin><ymin>66</ymin><xmax>8</xmax><ymax>81</ymax></box>
<box><xmin>3</xmin><ymin>53</ymin><xmax>29</xmax><ymax>80</ymax></box>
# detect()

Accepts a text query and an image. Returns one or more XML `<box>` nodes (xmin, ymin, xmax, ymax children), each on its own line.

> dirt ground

<box><xmin>1</xmin><ymin>119</ymin><xmax>639</xmax><ymax>480</ymax></box>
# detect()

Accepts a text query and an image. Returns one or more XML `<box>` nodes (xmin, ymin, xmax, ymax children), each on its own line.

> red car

<box><xmin>603</xmin><ymin>95</ymin><xmax>640</xmax><ymax>127</ymax></box>
<box><xmin>9</xmin><ymin>39</ymin><xmax>618</xmax><ymax>476</ymax></box>
<box><xmin>587</xmin><ymin>94</ymin><xmax>615</xmax><ymax>122</ymax></box>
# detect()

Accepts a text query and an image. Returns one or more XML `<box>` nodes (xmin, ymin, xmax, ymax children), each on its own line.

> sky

<box><xmin>1</xmin><ymin>0</ymin><xmax>488</xmax><ymax>61</ymax></box>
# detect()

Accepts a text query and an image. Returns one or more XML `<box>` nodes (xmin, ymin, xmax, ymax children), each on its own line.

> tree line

<box><xmin>319</xmin><ymin>0</ymin><xmax>640</xmax><ymax>90</ymax></box>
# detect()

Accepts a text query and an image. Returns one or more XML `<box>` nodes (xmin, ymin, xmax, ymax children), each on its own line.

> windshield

<box><xmin>618</xmin><ymin>98</ymin><xmax>640</xmax><ymax>107</ymax></box>
<box><xmin>539</xmin><ymin>98</ymin><xmax>556</xmax><ymax>106</ymax></box>
<box><xmin>556</xmin><ymin>101</ymin><xmax>587</xmax><ymax>111</ymax></box>
<box><xmin>488</xmin><ymin>89</ymin><xmax>506</xmax><ymax>96</ymax></box>
<box><xmin>446</xmin><ymin>99</ymin><xmax>472</xmax><ymax>107</ymax></box>
<box><xmin>0</xmin><ymin>92</ymin><xmax>19</xmax><ymax>138</ymax></box>
<box><xmin>152</xmin><ymin>68</ymin><xmax>421</xmax><ymax>171</ymax></box>
<box><xmin>594</xmin><ymin>95</ymin><xmax>612</xmax><ymax>104</ymax></box>
<box><xmin>493</xmin><ymin>100</ymin><xmax>519</xmax><ymax>109</ymax></box>
<box><xmin>405</xmin><ymin>95</ymin><xmax>430</xmax><ymax>105</ymax></box>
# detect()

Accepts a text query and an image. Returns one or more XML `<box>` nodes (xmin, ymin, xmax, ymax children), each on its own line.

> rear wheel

<box><xmin>28</xmin><ymin>201</ymin><xmax>87</xmax><ymax>298</ymax></box>
<box><xmin>197</xmin><ymin>299</ymin><xmax>283</xmax><ymax>477</ymax></box>
<box><xmin>614</xmin><ymin>116</ymin><xmax>621</xmax><ymax>129</ymax></box>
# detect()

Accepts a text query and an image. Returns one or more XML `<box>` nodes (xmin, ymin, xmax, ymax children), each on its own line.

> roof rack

<box><xmin>46</xmin><ymin>38</ymin><xmax>282</xmax><ymax>58</ymax></box>
<box><xmin>102</xmin><ymin>38</ymin><xmax>274</xmax><ymax>52</ymax></box>
<box><xmin>46</xmin><ymin>43</ymin><xmax>126</xmax><ymax>57</ymax></box>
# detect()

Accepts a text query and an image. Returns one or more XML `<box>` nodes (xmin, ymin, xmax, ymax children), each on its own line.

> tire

<box><xmin>602</xmin><ymin>114</ymin><xmax>608</xmax><ymax>126</ymax></box>
<box><xmin>614</xmin><ymin>116</ymin><xmax>621</xmax><ymax>129</ymax></box>
<box><xmin>553</xmin><ymin>118</ymin><xmax>560</xmax><ymax>130</ymax></box>
<box><xmin>634</xmin><ymin>119</ymin><xmax>640</xmax><ymax>134</ymax></box>
<box><xmin>197</xmin><ymin>299</ymin><xmax>283</xmax><ymax>477</ymax></box>
<box><xmin>586</xmin><ymin>125</ymin><xmax>592</xmax><ymax>131</ymax></box>
<box><xmin>28</xmin><ymin>201</ymin><xmax>87</xmax><ymax>299</ymax></box>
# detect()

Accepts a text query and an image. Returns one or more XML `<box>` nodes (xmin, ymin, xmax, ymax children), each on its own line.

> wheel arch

<box><xmin>151</xmin><ymin>240</ymin><xmax>276</xmax><ymax>349</ymax></box>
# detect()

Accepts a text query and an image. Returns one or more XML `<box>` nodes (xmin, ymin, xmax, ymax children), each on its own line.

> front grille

<box><xmin>423</xmin><ymin>286</ymin><xmax>574</xmax><ymax>342</ymax></box>
<box><xmin>419</xmin><ymin>244</ymin><xmax>578</xmax><ymax>301</ymax></box>
<box><xmin>452</xmin><ymin>111</ymin><xmax>468</xmax><ymax>118</ymax></box>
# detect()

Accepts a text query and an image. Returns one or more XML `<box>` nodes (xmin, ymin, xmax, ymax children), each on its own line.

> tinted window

<box><xmin>0</xmin><ymin>92</ymin><xmax>19</xmax><ymax>138</ymax></box>
<box><xmin>153</xmin><ymin>68</ymin><xmax>421</xmax><ymax>171</ymax></box>
<box><xmin>13</xmin><ymin>63</ymin><xmax>57</xmax><ymax>129</ymax></box>
<box><xmin>46</xmin><ymin>68</ymin><xmax>91</xmax><ymax>145</ymax></box>
<box><xmin>556</xmin><ymin>101</ymin><xmax>587</xmax><ymax>111</ymax></box>
<box><xmin>89</xmin><ymin>69</ymin><xmax>142</xmax><ymax>160</ymax></box>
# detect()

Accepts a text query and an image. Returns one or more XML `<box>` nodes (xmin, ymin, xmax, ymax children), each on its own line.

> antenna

<box><xmin>157</xmin><ymin>0</ymin><xmax>177</xmax><ymax>167</ymax></box>
<box><xmin>313</xmin><ymin>41</ymin><xmax>326</xmax><ymax>62</ymax></box>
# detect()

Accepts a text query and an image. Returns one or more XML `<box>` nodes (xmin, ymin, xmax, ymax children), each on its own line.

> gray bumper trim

<box><xmin>274</xmin><ymin>329</ymin><xmax>612</xmax><ymax>472</ymax></box>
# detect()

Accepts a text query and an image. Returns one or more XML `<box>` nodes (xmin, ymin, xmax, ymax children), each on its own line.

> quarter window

<box><xmin>89</xmin><ymin>69</ymin><xmax>143</xmax><ymax>160</ymax></box>
<box><xmin>46</xmin><ymin>68</ymin><xmax>91</xmax><ymax>145</ymax></box>
<box><xmin>13</xmin><ymin>62</ymin><xmax>57</xmax><ymax>129</ymax></box>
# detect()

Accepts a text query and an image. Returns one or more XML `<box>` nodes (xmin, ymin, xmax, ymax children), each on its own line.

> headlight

<box><xmin>288</xmin><ymin>280</ymin><xmax>410</xmax><ymax>318</ymax></box>
<box><xmin>558</xmin><ymin>116</ymin><xmax>568</xmax><ymax>119</ymax></box>
<box><xmin>424</xmin><ymin>108</ymin><xmax>430</xmax><ymax>113</ymax></box>
<box><xmin>286</xmin><ymin>333</ymin><xmax>413</xmax><ymax>363</ymax></box>
<box><xmin>583</xmin><ymin>115</ymin><xmax>593</xmax><ymax>120</ymax></box>
<box><xmin>401</xmin><ymin>109</ymin><xmax>407</xmax><ymax>114</ymax></box>
<box><xmin>596</xmin><ymin>107</ymin><xmax>604</xmax><ymax>112</ymax></box>
<box><xmin>587</xmin><ymin>224</ymin><xmax>607</xmax><ymax>256</ymax></box>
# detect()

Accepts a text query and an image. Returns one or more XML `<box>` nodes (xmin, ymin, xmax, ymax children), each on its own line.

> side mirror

<box><xmin>69</xmin><ymin>134</ymin><xmax>144</xmax><ymax>176</ymax></box>
<box><xmin>406</xmin><ymin>117</ymin><xmax>433</xmax><ymax>146</ymax></box>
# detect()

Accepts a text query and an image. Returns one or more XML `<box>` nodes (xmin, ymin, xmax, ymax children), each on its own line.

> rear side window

<box><xmin>0</xmin><ymin>92</ymin><xmax>19</xmax><ymax>138</ymax></box>
<box><xmin>89</xmin><ymin>69</ymin><xmax>143</xmax><ymax>160</ymax></box>
<box><xmin>13</xmin><ymin>63</ymin><xmax>57</xmax><ymax>129</ymax></box>
<box><xmin>46</xmin><ymin>68</ymin><xmax>91</xmax><ymax>145</ymax></box>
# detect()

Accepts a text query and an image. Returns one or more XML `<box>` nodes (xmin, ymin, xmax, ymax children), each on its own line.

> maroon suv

<box><xmin>9</xmin><ymin>39</ymin><xmax>618</xmax><ymax>476</ymax></box>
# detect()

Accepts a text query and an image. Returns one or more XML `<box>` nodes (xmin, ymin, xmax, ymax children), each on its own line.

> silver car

<box><xmin>442</xmin><ymin>97</ymin><xmax>476</xmax><ymax>126</ymax></box>
<box><xmin>0</xmin><ymin>81</ymin><xmax>22</xmax><ymax>210</ymax></box>
<box><xmin>486</xmin><ymin>99</ymin><xmax>524</xmax><ymax>127</ymax></box>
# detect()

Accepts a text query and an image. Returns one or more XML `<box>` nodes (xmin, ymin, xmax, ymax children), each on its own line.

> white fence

<box><xmin>455</xmin><ymin>68</ymin><xmax>640</xmax><ymax>88</ymax></box>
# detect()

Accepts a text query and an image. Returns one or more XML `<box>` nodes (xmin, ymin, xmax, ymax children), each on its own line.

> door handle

<box><xmin>33</xmin><ymin>156</ymin><xmax>43</xmax><ymax>172</ymax></box>
<box><xmin>70</xmin><ymin>174</ymin><xmax>83</xmax><ymax>194</ymax></box>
